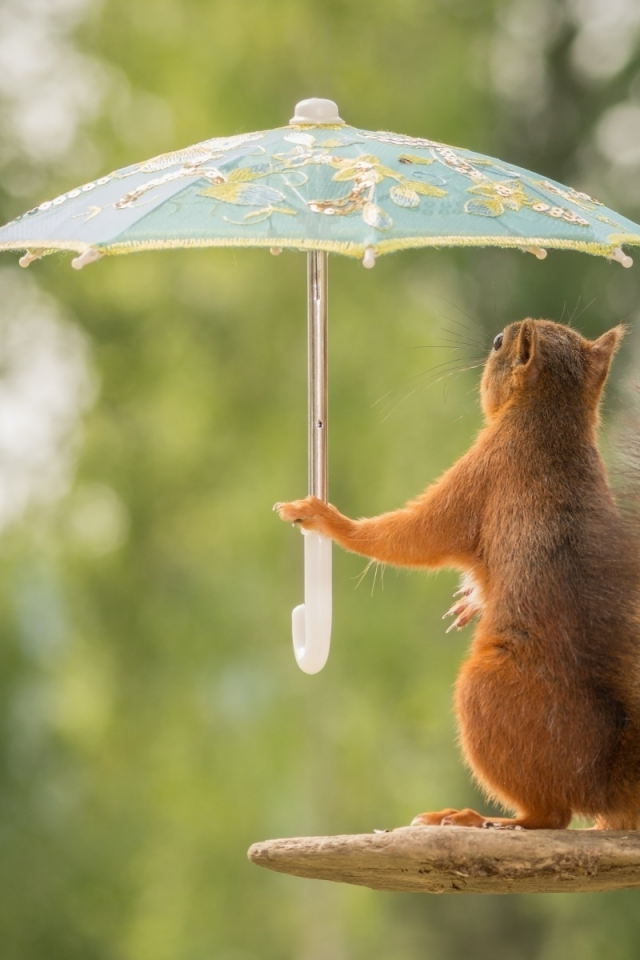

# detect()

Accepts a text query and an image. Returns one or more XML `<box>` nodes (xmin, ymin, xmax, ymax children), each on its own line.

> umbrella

<box><xmin>1</xmin><ymin>97</ymin><xmax>639</xmax><ymax>673</ymax></box>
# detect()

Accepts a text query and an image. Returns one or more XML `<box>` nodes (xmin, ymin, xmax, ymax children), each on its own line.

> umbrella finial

<box><xmin>523</xmin><ymin>246</ymin><xmax>547</xmax><ymax>260</ymax></box>
<box><xmin>610</xmin><ymin>246</ymin><xmax>633</xmax><ymax>268</ymax></box>
<box><xmin>290</xmin><ymin>99</ymin><xmax>344</xmax><ymax>126</ymax></box>
<box><xmin>362</xmin><ymin>246</ymin><xmax>377</xmax><ymax>268</ymax></box>
<box><xmin>71</xmin><ymin>248</ymin><xmax>104</xmax><ymax>270</ymax></box>
<box><xmin>18</xmin><ymin>250</ymin><xmax>44</xmax><ymax>268</ymax></box>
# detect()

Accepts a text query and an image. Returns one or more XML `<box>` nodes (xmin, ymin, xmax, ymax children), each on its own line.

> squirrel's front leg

<box><xmin>274</xmin><ymin>482</ymin><xmax>478</xmax><ymax>569</ymax></box>
<box><xmin>275</xmin><ymin>495</ymin><xmax>415</xmax><ymax>565</ymax></box>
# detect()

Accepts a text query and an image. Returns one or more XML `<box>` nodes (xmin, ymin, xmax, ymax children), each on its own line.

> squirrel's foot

<box><xmin>411</xmin><ymin>809</ymin><xmax>570</xmax><ymax>829</ymax></box>
<box><xmin>411</xmin><ymin>808</ymin><xmax>526</xmax><ymax>829</ymax></box>
<box><xmin>411</xmin><ymin>808</ymin><xmax>489</xmax><ymax>828</ymax></box>
<box><xmin>273</xmin><ymin>495</ymin><xmax>334</xmax><ymax>533</ymax></box>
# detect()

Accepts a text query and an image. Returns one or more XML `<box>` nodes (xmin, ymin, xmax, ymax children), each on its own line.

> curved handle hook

<box><xmin>292</xmin><ymin>530</ymin><xmax>332</xmax><ymax>674</ymax></box>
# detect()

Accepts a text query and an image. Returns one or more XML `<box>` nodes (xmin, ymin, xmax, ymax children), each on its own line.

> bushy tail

<box><xmin>612</xmin><ymin>385</ymin><xmax>640</xmax><ymax>536</ymax></box>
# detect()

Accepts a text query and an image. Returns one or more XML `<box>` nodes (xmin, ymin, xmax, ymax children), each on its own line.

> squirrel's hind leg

<box><xmin>411</xmin><ymin>808</ymin><xmax>571</xmax><ymax>829</ymax></box>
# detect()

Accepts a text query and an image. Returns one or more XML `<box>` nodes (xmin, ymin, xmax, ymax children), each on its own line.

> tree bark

<box><xmin>248</xmin><ymin>826</ymin><xmax>640</xmax><ymax>894</ymax></box>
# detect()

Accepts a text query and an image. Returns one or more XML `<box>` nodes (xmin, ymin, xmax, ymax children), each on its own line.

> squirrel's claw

<box><xmin>443</xmin><ymin>597</ymin><xmax>480</xmax><ymax>631</ymax></box>
<box><xmin>452</xmin><ymin>584</ymin><xmax>473</xmax><ymax>599</ymax></box>
<box><xmin>443</xmin><ymin>598</ymin><xmax>469</xmax><ymax>620</ymax></box>
<box><xmin>443</xmin><ymin>575</ymin><xmax>483</xmax><ymax>631</ymax></box>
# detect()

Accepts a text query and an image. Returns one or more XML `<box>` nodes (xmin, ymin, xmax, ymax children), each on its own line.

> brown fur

<box><xmin>276</xmin><ymin>319</ymin><xmax>640</xmax><ymax>830</ymax></box>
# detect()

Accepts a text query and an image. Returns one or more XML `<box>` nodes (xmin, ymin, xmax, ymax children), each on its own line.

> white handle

<box><xmin>292</xmin><ymin>530</ymin><xmax>332</xmax><ymax>674</ymax></box>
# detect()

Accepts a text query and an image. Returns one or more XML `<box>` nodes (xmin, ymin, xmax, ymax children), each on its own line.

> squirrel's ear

<box><xmin>587</xmin><ymin>325</ymin><xmax>625</xmax><ymax>390</ymax></box>
<box><xmin>516</xmin><ymin>320</ymin><xmax>540</xmax><ymax>382</ymax></box>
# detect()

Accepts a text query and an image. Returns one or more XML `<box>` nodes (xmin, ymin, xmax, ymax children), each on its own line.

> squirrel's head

<box><xmin>480</xmin><ymin>319</ymin><xmax>624</xmax><ymax>422</ymax></box>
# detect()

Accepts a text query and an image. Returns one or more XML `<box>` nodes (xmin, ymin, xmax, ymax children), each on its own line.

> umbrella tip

<box><xmin>523</xmin><ymin>246</ymin><xmax>547</xmax><ymax>260</ymax></box>
<box><xmin>290</xmin><ymin>99</ymin><xmax>344</xmax><ymax>126</ymax></box>
<box><xmin>71</xmin><ymin>248</ymin><xmax>104</xmax><ymax>270</ymax></box>
<box><xmin>18</xmin><ymin>250</ymin><xmax>44</xmax><ymax>268</ymax></box>
<box><xmin>362</xmin><ymin>246</ymin><xmax>376</xmax><ymax>269</ymax></box>
<box><xmin>610</xmin><ymin>246</ymin><xmax>633</xmax><ymax>268</ymax></box>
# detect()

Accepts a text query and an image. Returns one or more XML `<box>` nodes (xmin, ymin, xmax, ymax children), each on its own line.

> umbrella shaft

<box><xmin>307</xmin><ymin>251</ymin><xmax>328</xmax><ymax>502</ymax></box>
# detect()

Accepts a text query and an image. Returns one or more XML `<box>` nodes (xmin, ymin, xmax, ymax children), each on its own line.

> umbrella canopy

<box><xmin>1</xmin><ymin>98</ymin><xmax>639</xmax><ymax>270</ymax></box>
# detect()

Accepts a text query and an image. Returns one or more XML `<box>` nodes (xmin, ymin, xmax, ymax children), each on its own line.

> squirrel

<box><xmin>275</xmin><ymin>317</ymin><xmax>640</xmax><ymax>830</ymax></box>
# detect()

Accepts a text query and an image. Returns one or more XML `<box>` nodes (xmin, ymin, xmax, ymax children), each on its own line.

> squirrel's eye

<box><xmin>493</xmin><ymin>333</ymin><xmax>504</xmax><ymax>351</ymax></box>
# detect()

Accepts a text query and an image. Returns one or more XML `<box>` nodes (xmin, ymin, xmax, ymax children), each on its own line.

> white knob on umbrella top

<box><xmin>290</xmin><ymin>99</ymin><xmax>345</xmax><ymax>125</ymax></box>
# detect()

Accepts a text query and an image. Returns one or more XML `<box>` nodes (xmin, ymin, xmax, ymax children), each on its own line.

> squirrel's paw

<box><xmin>411</xmin><ymin>808</ymin><xmax>524</xmax><ymax>830</ymax></box>
<box><xmin>443</xmin><ymin>575</ymin><xmax>483</xmax><ymax>632</ymax></box>
<box><xmin>411</xmin><ymin>808</ymin><xmax>485</xmax><ymax>828</ymax></box>
<box><xmin>443</xmin><ymin>595</ymin><xmax>481</xmax><ymax>632</ymax></box>
<box><xmin>273</xmin><ymin>495</ymin><xmax>332</xmax><ymax>532</ymax></box>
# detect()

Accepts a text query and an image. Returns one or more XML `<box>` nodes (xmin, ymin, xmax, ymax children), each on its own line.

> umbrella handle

<box><xmin>291</xmin><ymin>250</ymin><xmax>332</xmax><ymax>672</ymax></box>
<box><xmin>292</xmin><ymin>530</ymin><xmax>332</xmax><ymax>673</ymax></box>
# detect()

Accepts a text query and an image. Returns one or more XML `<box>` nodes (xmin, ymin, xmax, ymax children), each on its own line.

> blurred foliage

<box><xmin>1</xmin><ymin>0</ymin><xmax>640</xmax><ymax>958</ymax></box>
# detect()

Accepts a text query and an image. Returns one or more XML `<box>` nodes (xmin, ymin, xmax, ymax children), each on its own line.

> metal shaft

<box><xmin>307</xmin><ymin>251</ymin><xmax>328</xmax><ymax>501</ymax></box>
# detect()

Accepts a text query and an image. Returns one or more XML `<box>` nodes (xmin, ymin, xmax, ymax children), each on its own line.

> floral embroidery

<box><xmin>422</xmin><ymin>148</ymin><xmax>592</xmax><ymax>227</ymax></box>
<box><xmin>201</xmin><ymin>173</ymin><xmax>297</xmax><ymax>223</ymax></box>
<box><xmin>109</xmin><ymin>136</ymin><xmax>450</xmax><ymax>230</ymax></box>
<box><xmin>538</xmin><ymin>180</ymin><xmax>603</xmax><ymax>208</ymax></box>
<box><xmin>464</xmin><ymin>180</ymin><xmax>590</xmax><ymax>225</ymax></box>
<box><xmin>115</xmin><ymin>168</ymin><xmax>225</xmax><ymax>209</ymax></box>
<box><xmin>2</xmin><ymin>121</ymin><xmax>639</xmax><ymax>262</ymax></box>
<box><xmin>122</xmin><ymin>132</ymin><xmax>265</xmax><ymax>174</ymax></box>
<box><xmin>359</xmin><ymin>130</ymin><xmax>438</xmax><ymax>149</ymax></box>
<box><xmin>397</xmin><ymin>154</ymin><xmax>435</xmax><ymax>166</ymax></box>
<box><xmin>304</xmin><ymin>152</ymin><xmax>446</xmax><ymax>230</ymax></box>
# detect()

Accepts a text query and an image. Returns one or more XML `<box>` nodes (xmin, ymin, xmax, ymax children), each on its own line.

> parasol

<box><xmin>2</xmin><ymin>97</ymin><xmax>640</xmax><ymax>674</ymax></box>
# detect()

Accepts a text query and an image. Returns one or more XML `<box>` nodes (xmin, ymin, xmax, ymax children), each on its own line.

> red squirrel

<box><xmin>276</xmin><ymin>318</ymin><xmax>640</xmax><ymax>830</ymax></box>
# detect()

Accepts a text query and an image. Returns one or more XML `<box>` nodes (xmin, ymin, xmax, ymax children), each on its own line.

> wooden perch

<box><xmin>248</xmin><ymin>826</ymin><xmax>640</xmax><ymax>894</ymax></box>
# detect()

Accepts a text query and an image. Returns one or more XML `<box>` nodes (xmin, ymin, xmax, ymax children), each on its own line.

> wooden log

<box><xmin>248</xmin><ymin>826</ymin><xmax>640</xmax><ymax>894</ymax></box>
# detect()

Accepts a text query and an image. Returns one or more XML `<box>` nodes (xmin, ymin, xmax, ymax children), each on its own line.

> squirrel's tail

<box><xmin>613</xmin><ymin>385</ymin><xmax>640</xmax><ymax>533</ymax></box>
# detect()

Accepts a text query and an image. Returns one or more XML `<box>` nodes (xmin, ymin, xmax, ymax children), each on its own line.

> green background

<box><xmin>1</xmin><ymin>1</ymin><xmax>640</xmax><ymax>957</ymax></box>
